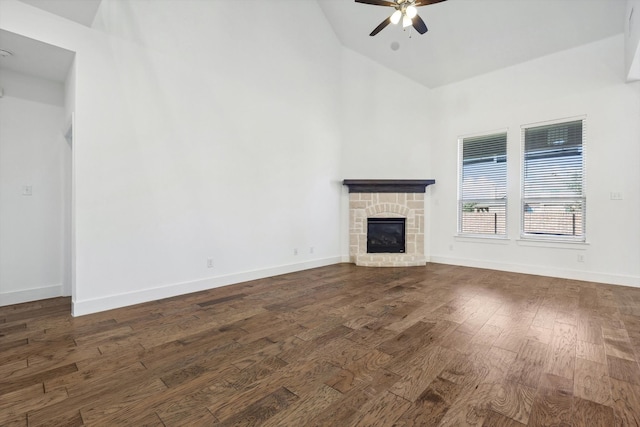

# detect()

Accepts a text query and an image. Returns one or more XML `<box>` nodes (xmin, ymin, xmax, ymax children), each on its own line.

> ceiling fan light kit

<box><xmin>355</xmin><ymin>0</ymin><xmax>447</xmax><ymax>37</ymax></box>
<box><xmin>390</xmin><ymin>10</ymin><xmax>402</xmax><ymax>24</ymax></box>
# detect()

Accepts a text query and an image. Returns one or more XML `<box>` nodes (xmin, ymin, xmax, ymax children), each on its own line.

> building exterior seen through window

<box><xmin>458</xmin><ymin>132</ymin><xmax>508</xmax><ymax>236</ymax></box>
<box><xmin>522</xmin><ymin>119</ymin><xmax>585</xmax><ymax>241</ymax></box>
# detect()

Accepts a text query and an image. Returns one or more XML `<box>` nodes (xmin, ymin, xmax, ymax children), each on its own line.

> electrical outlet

<box><xmin>577</xmin><ymin>254</ymin><xmax>585</xmax><ymax>263</ymax></box>
<box><xmin>610</xmin><ymin>192</ymin><xmax>623</xmax><ymax>200</ymax></box>
<box><xmin>22</xmin><ymin>185</ymin><xmax>32</xmax><ymax>196</ymax></box>
<box><xmin>207</xmin><ymin>258</ymin><xmax>214</xmax><ymax>268</ymax></box>
<box><xmin>293</xmin><ymin>248</ymin><xmax>298</xmax><ymax>256</ymax></box>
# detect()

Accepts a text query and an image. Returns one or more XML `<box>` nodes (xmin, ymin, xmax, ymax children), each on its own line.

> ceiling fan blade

<box><xmin>414</xmin><ymin>0</ymin><xmax>447</xmax><ymax>6</ymax></box>
<box><xmin>412</xmin><ymin>14</ymin><xmax>428</xmax><ymax>34</ymax></box>
<box><xmin>355</xmin><ymin>0</ymin><xmax>396</xmax><ymax>7</ymax></box>
<box><xmin>370</xmin><ymin>17</ymin><xmax>392</xmax><ymax>36</ymax></box>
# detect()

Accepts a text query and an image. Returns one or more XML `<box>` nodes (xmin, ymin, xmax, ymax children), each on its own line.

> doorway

<box><xmin>0</xmin><ymin>30</ymin><xmax>75</xmax><ymax>307</ymax></box>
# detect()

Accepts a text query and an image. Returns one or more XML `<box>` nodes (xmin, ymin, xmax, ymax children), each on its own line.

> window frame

<box><xmin>457</xmin><ymin>129</ymin><xmax>509</xmax><ymax>238</ymax></box>
<box><xmin>520</xmin><ymin>116</ymin><xmax>586</xmax><ymax>243</ymax></box>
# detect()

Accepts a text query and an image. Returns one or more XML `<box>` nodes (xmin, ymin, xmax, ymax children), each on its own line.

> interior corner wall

<box><xmin>0</xmin><ymin>0</ymin><xmax>347</xmax><ymax>315</ymax></box>
<box><xmin>338</xmin><ymin>48</ymin><xmax>436</xmax><ymax>259</ymax></box>
<box><xmin>0</xmin><ymin>69</ymin><xmax>67</xmax><ymax>305</ymax></box>
<box><xmin>427</xmin><ymin>34</ymin><xmax>640</xmax><ymax>287</ymax></box>
<box><xmin>339</xmin><ymin>48</ymin><xmax>435</xmax><ymax>180</ymax></box>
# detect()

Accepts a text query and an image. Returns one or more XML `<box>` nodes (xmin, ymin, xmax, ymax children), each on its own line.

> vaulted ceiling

<box><xmin>317</xmin><ymin>0</ymin><xmax>627</xmax><ymax>88</ymax></box>
<box><xmin>0</xmin><ymin>0</ymin><xmax>628</xmax><ymax>87</ymax></box>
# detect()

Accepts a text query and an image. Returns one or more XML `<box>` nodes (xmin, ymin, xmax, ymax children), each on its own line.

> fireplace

<box><xmin>367</xmin><ymin>218</ymin><xmax>406</xmax><ymax>253</ymax></box>
<box><xmin>343</xmin><ymin>179</ymin><xmax>435</xmax><ymax>267</ymax></box>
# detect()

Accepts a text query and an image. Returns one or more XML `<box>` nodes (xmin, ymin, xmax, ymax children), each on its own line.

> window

<box><xmin>458</xmin><ymin>131</ymin><xmax>507</xmax><ymax>236</ymax></box>
<box><xmin>522</xmin><ymin>119</ymin><xmax>585</xmax><ymax>241</ymax></box>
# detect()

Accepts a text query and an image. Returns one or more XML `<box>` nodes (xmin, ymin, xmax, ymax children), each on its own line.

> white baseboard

<box><xmin>72</xmin><ymin>256</ymin><xmax>343</xmax><ymax>317</ymax></box>
<box><xmin>0</xmin><ymin>284</ymin><xmax>64</xmax><ymax>307</ymax></box>
<box><xmin>429</xmin><ymin>255</ymin><xmax>640</xmax><ymax>288</ymax></box>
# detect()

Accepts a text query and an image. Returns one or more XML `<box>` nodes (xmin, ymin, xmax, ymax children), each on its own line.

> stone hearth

<box><xmin>344</xmin><ymin>180</ymin><xmax>435</xmax><ymax>267</ymax></box>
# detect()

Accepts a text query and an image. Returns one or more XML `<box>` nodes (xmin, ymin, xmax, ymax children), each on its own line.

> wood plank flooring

<box><xmin>2</xmin><ymin>263</ymin><xmax>640</xmax><ymax>426</ymax></box>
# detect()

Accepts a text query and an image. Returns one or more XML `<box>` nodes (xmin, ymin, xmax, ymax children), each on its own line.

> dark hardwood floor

<box><xmin>2</xmin><ymin>263</ymin><xmax>640</xmax><ymax>426</ymax></box>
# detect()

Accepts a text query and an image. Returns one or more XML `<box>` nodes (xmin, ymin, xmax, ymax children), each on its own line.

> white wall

<box><xmin>0</xmin><ymin>0</ymin><xmax>348</xmax><ymax>315</ymax></box>
<box><xmin>339</xmin><ymin>48</ymin><xmax>434</xmax><ymax>180</ymax></box>
<box><xmin>427</xmin><ymin>35</ymin><xmax>640</xmax><ymax>287</ymax></box>
<box><xmin>1</xmin><ymin>0</ymin><xmax>638</xmax><ymax>315</ymax></box>
<box><xmin>338</xmin><ymin>48</ymin><xmax>435</xmax><ymax>259</ymax></box>
<box><xmin>62</xmin><ymin>60</ymin><xmax>75</xmax><ymax>298</ymax></box>
<box><xmin>0</xmin><ymin>68</ymin><xmax>68</xmax><ymax>304</ymax></box>
<box><xmin>626</xmin><ymin>0</ymin><xmax>640</xmax><ymax>80</ymax></box>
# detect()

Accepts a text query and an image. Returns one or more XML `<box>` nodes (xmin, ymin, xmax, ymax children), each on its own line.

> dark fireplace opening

<box><xmin>367</xmin><ymin>218</ymin><xmax>406</xmax><ymax>253</ymax></box>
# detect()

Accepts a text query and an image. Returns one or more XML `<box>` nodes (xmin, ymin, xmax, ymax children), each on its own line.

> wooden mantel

<box><xmin>343</xmin><ymin>179</ymin><xmax>435</xmax><ymax>193</ymax></box>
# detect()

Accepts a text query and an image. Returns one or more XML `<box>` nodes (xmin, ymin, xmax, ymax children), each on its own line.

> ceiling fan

<box><xmin>355</xmin><ymin>0</ymin><xmax>447</xmax><ymax>36</ymax></box>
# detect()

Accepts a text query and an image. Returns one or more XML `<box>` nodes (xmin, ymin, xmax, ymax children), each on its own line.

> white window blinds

<box><xmin>459</xmin><ymin>132</ymin><xmax>507</xmax><ymax>236</ymax></box>
<box><xmin>522</xmin><ymin>119</ymin><xmax>585</xmax><ymax>240</ymax></box>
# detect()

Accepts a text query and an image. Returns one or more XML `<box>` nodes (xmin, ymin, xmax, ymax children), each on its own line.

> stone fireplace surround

<box><xmin>343</xmin><ymin>180</ymin><xmax>435</xmax><ymax>267</ymax></box>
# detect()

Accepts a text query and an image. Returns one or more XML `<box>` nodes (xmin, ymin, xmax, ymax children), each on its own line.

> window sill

<box><xmin>516</xmin><ymin>238</ymin><xmax>589</xmax><ymax>250</ymax></box>
<box><xmin>455</xmin><ymin>235</ymin><xmax>511</xmax><ymax>245</ymax></box>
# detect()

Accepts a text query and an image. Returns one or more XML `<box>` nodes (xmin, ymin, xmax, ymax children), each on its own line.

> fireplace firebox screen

<box><xmin>367</xmin><ymin>218</ymin><xmax>406</xmax><ymax>253</ymax></box>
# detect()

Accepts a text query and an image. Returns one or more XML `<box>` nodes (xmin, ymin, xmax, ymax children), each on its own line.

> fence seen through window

<box><xmin>522</xmin><ymin>119</ymin><xmax>585</xmax><ymax>240</ymax></box>
<box><xmin>459</xmin><ymin>132</ymin><xmax>507</xmax><ymax>236</ymax></box>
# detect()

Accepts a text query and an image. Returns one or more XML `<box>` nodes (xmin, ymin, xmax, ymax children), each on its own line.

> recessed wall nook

<box><xmin>343</xmin><ymin>180</ymin><xmax>435</xmax><ymax>267</ymax></box>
